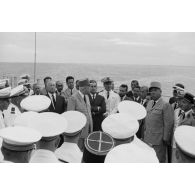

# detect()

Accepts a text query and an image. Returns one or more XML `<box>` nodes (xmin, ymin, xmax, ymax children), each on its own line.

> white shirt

<box><xmin>30</xmin><ymin>149</ymin><xmax>60</xmax><ymax>163</ymax></box>
<box><xmin>90</xmin><ymin>93</ymin><xmax>96</xmax><ymax>100</ymax></box>
<box><xmin>99</xmin><ymin>90</ymin><xmax>120</xmax><ymax>115</ymax></box>
<box><xmin>0</xmin><ymin>111</ymin><xmax>5</xmax><ymax>129</ymax></box>
<box><xmin>55</xmin><ymin>142</ymin><xmax>83</xmax><ymax>163</ymax></box>
<box><xmin>48</xmin><ymin>92</ymin><xmax>56</xmax><ymax>109</ymax></box>
<box><xmin>3</xmin><ymin>103</ymin><xmax>21</xmax><ymax>127</ymax></box>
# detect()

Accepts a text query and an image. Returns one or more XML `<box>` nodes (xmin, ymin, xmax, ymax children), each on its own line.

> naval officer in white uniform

<box><xmin>0</xmin><ymin>87</ymin><xmax>12</xmax><ymax>129</ymax></box>
<box><xmin>0</xmin><ymin>126</ymin><xmax>41</xmax><ymax>163</ymax></box>
<box><xmin>99</xmin><ymin>77</ymin><xmax>120</xmax><ymax>117</ymax></box>
<box><xmin>55</xmin><ymin>111</ymin><xmax>86</xmax><ymax>163</ymax></box>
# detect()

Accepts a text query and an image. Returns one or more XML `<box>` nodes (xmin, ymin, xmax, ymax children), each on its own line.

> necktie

<box><xmin>107</xmin><ymin>91</ymin><xmax>110</xmax><ymax>99</ymax></box>
<box><xmin>178</xmin><ymin>110</ymin><xmax>185</xmax><ymax>119</ymax></box>
<box><xmin>71</xmin><ymin>89</ymin><xmax>72</xmax><ymax>95</ymax></box>
<box><xmin>52</xmin><ymin>94</ymin><xmax>56</xmax><ymax>108</ymax></box>
<box><xmin>178</xmin><ymin>110</ymin><xmax>182</xmax><ymax>117</ymax></box>
<box><xmin>152</xmin><ymin>101</ymin><xmax>156</xmax><ymax>108</ymax></box>
<box><xmin>84</xmin><ymin>95</ymin><xmax>86</xmax><ymax>104</ymax></box>
<box><xmin>174</xmin><ymin>103</ymin><xmax>178</xmax><ymax>110</ymax></box>
<box><xmin>92</xmin><ymin>94</ymin><xmax>95</xmax><ymax>101</ymax></box>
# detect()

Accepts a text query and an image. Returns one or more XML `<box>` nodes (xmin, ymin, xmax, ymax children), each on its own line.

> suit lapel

<box><xmin>179</xmin><ymin>110</ymin><xmax>192</xmax><ymax>125</ymax></box>
<box><xmin>151</xmin><ymin>98</ymin><xmax>162</xmax><ymax>111</ymax></box>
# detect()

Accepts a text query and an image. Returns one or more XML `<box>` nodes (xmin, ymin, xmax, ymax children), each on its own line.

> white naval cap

<box><xmin>61</xmin><ymin>111</ymin><xmax>87</xmax><ymax>136</ymax></box>
<box><xmin>118</xmin><ymin>100</ymin><xmax>147</xmax><ymax>120</ymax></box>
<box><xmin>10</xmin><ymin>85</ymin><xmax>26</xmax><ymax>97</ymax></box>
<box><xmin>25</xmin><ymin>112</ymin><xmax>68</xmax><ymax>138</ymax></box>
<box><xmin>0</xmin><ymin>126</ymin><xmax>41</xmax><ymax>151</ymax></box>
<box><xmin>101</xmin><ymin>113</ymin><xmax>139</xmax><ymax>139</ymax></box>
<box><xmin>20</xmin><ymin>95</ymin><xmax>51</xmax><ymax>112</ymax></box>
<box><xmin>17</xmin><ymin>79</ymin><xmax>28</xmax><ymax>86</ymax></box>
<box><xmin>14</xmin><ymin>111</ymin><xmax>39</xmax><ymax>127</ymax></box>
<box><xmin>0</xmin><ymin>79</ymin><xmax>9</xmax><ymax>89</ymax></box>
<box><xmin>105</xmin><ymin>139</ymin><xmax>159</xmax><ymax>163</ymax></box>
<box><xmin>174</xmin><ymin>125</ymin><xmax>195</xmax><ymax>157</ymax></box>
<box><xmin>20</xmin><ymin>74</ymin><xmax>30</xmax><ymax>80</ymax></box>
<box><xmin>0</xmin><ymin>87</ymin><xmax>11</xmax><ymax>99</ymax></box>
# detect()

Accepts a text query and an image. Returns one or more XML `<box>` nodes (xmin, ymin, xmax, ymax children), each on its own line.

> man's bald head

<box><xmin>46</xmin><ymin>80</ymin><xmax>56</xmax><ymax>94</ymax></box>
<box><xmin>140</xmin><ymin>86</ymin><xmax>149</xmax><ymax>99</ymax></box>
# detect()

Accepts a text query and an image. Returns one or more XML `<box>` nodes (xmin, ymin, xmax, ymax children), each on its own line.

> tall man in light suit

<box><xmin>67</xmin><ymin>78</ymin><xmax>93</xmax><ymax>151</ymax></box>
<box><xmin>144</xmin><ymin>82</ymin><xmax>174</xmax><ymax>163</ymax></box>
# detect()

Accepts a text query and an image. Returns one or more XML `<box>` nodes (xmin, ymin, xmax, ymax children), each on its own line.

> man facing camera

<box><xmin>46</xmin><ymin>80</ymin><xmax>66</xmax><ymax>114</ymax></box>
<box><xmin>88</xmin><ymin>80</ymin><xmax>106</xmax><ymax>131</ymax></box>
<box><xmin>67</xmin><ymin>78</ymin><xmax>93</xmax><ymax>151</ymax></box>
<box><xmin>99</xmin><ymin>77</ymin><xmax>120</xmax><ymax>117</ymax></box>
<box><xmin>144</xmin><ymin>81</ymin><xmax>174</xmax><ymax>163</ymax></box>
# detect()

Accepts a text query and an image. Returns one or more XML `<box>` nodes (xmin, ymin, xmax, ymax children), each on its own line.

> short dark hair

<box><xmin>1</xmin><ymin>146</ymin><xmax>32</xmax><ymax>163</ymax></box>
<box><xmin>43</xmin><ymin>76</ymin><xmax>52</xmax><ymax>84</ymax></box>
<box><xmin>120</xmin><ymin>84</ymin><xmax>128</xmax><ymax>91</ymax></box>
<box><xmin>66</xmin><ymin>76</ymin><xmax>74</xmax><ymax>83</ymax></box>
<box><xmin>90</xmin><ymin>80</ymin><xmax>97</xmax><ymax>84</ymax></box>
<box><xmin>131</xmin><ymin>80</ymin><xmax>139</xmax><ymax>85</ymax></box>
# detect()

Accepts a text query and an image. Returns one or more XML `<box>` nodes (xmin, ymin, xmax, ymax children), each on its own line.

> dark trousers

<box><xmin>153</xmin><ymin>143</ymin><xmax>167</xmax><ymax>163</ymax></box>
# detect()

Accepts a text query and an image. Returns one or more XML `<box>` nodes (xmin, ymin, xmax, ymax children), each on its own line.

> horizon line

<box><xmin>0</xmin><ymin>61</ymin><xmax>194</xmax><ymax>67</ymax></box>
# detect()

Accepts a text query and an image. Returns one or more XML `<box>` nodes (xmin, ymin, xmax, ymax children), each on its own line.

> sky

<box><xmin>0</xmin><ymin>32</ymin><xmax>195</xmax><ymax>66</ymax></box>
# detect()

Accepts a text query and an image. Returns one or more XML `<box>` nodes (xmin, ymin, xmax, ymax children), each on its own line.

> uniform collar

<box><xmin>30</xmin><ymin>149</ymin><xmax>59</xmax><ymax>163</ymax></box>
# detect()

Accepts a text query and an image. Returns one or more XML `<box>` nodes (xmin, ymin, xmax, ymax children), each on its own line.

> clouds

<box><xmin>0</xmin><ymin>32</ymin><xmax>195</xmax><ymax>66</ymax></box>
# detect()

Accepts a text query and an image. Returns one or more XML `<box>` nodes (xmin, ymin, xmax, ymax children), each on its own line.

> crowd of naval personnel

<box><xmin>0</xmin><ymin>74</ymin><xmax>195</xmax><ymax>163</ymax></box>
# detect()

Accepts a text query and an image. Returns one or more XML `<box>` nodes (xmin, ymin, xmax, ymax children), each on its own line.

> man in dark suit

<box><xmin>140</xmin><ymin>86</ymin><xmax>149</xmax><ymax>108</ymax></box>
<box><xmin>40</xmin><ymin>76</ymin><xmax>52</xmax><ymax>95</ymax></box>
<box><xmin>46</xmin><ymin>80</ymin><xmax>66</xmax><ymax>114</ymax></box>
<box><xmin>126</xmin><ymin>80</ymin><xmax>139</xmax><ymax>100</ymax></box>
<box><xmin>88</xmin><ymin>80</ymin><xmax>106</xmax><ymax>131</ymax></box>
<box><xmin>118</xmin><ymin>84</ymin><xmax>128</xmax><ymax>101</ymax></box>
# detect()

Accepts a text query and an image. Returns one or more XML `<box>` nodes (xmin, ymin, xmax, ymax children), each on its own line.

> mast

<box><xmin>33</xmin><ymin>32</ymin><xmax>37</xmax><ymax>82</ymax></box>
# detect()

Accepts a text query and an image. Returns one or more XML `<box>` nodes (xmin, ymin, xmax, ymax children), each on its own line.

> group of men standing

<box><xmin>0</xmin><ymin>74</ymin><xmax>195</xmax><ymax>163</ymax></box>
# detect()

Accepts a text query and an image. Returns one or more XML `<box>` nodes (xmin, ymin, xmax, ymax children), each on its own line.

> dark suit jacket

<box><xmin>88</xmin><ymin>93</ymin><xmax>106</xmax><ymax>131</ymax></box>
<box><xmin>46</xmin><ymin>93</ymin><xmax>66</xmax><ymax>114</ymax></box>
<box><xmin>169</xmin><ymin>97</ymin><xmax>176</xmax><ymax>105</ymax></box>
<box><xmin>125</xmin><ymin>90</ymin><xmax>141</xmax><ymax>103</ymax></box>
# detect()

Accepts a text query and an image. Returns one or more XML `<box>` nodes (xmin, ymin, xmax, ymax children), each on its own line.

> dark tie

<box><xmin>178</xmin><ymin>110</ymin><xmax>185</xmax><ymax>119</ymax></box>
<box><xmin>84</xmin><ymin>95</ymin><xmax>86</xmax><ymax>104</ymax></box>
<box><xmin>152</xmin><ymin>101</ymin><xmax>156</xmax><ymax>108</ymax></box>
<box><xmin>71</xmin><ymin>89</ymin><xmax>73</xmax><ymax>95</ymax></box>
<box><xmin>174</xmin><ymin>103</ymin><xmax>178</xmax><ymax>110</ymax></box>
<box><xmin>178</xmin><ymin>110</ymin><xmax>182</xmax><ymax>117</ymax></box>
<box><xmin>107</xmin><ymin>91</ymin><xmax>110</xmax><ymax>99</ymax></box>
<box><xmin>52</xmin><ymin>94</ymin><xmax>56</xmax><ymax>107</ymax></box>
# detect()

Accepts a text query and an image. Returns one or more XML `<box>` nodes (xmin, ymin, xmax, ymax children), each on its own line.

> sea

<box><xmin>1</xmin><ymin>62</ymin><xmax>195</xmax><ymax>101</ymax></box>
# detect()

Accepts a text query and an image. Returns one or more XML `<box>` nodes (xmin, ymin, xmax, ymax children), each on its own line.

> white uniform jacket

<box><xmin>55</xmin><ymin>142</ymin><xmax>83</xmax><ymax>163</ymax></box>
<box><xmin>30</xmin><ymin>149</ymin><xmax>60</xmax><ymax>163</ymax></box>
<box><xmin>99</xmin><ymin>90</ymin><xmax>120</xmax><ymax>116</ymax></box>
